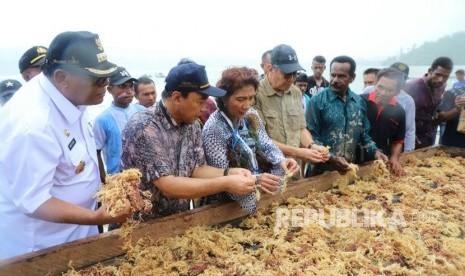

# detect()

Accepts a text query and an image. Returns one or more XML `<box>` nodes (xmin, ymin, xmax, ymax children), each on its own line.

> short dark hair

<box><xmin>261</xmin><ymin>50</ymin><xmax>272</xmax><ymax>63</ymax></box>
<box><xmin>295</xmin><ymin>72</ymin><xmax>308</xmax><ymax>83</ymax></box>
<box><xmin>134</xmin><ymin>76</ymin><xmax>155</xmax><ymax>95</ymax></box>
<box><xmin>363</xmin><ymin>68</ymin><xmax>379</xmax><ymax>76</ymax></box>
<box><xmin>376</xmin><ymin>68</ymin><xmax>405</xmax><ymax>91</ymax></box>
<box><xmin>42</xmin><ymin>63</ymin><xmax>59</xmax><ymax>77</ymax></box>
<box><xmin>330</xmin><ymin>55</ymin><xmax>356</xmax><ymax>77</ymax></box>
<box><xmin>431</xmin><ymin>57</ymin><xmax>453</xmax><ymax>71</ymax></box>
<box><xmin>216</xmin><ymin>67</ymin><xmax>259</xmax><ymax>112</ymax></box>
<box><xmin>313</xmin><ymin>55</ymin><xmax>326</xmax><ymax>64</ymax></box>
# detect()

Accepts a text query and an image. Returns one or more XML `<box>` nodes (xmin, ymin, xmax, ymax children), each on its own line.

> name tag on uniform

<box><xmin>68</xmin><ymin>138</ymin><xmax>76</xmax><ymax>150</ymax></box>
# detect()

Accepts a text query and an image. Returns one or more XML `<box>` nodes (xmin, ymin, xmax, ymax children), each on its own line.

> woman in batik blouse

<box><xmin>202</xmin><ymin>67</ymin><xmax>299</xmax><ymax>214</ymax></box>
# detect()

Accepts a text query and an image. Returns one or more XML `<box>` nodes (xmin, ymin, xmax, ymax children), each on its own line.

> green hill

<box><xmin>383</xmin><ymin>31</ymin><xmax>465</xmax><ymax>66</ymax></box>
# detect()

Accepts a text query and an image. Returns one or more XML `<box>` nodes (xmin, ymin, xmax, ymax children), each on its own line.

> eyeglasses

<box><xmin>63</xmin><ymin>69</ymin><xmax>108</xmax><ymax>87</ymax></box>
<box><xmin>375</xmin><ymin>84</ymin><xmax>397</xmax><ymax>94</ymax></box>
<box><xmin>283</xmin><ymin>72</ymin><xmax>297</xmax><ymax>80</ymax></box>
<box><xmin>273</xmin><ymin>65</ymin><xmax>297</xmax><ymax>80</ymax></box>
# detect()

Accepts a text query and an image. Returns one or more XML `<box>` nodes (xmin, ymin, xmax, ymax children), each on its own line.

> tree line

<box><xmin>383</xmin><ymin>31</ymin><xmax>465</xmax><ymax>66</ymax></box>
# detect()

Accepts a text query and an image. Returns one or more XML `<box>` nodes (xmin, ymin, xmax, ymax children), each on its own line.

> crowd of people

<box><xmin>0</xmin><ymin>30</ymin><xmax>464</xmax><ymax>259</ymax></box>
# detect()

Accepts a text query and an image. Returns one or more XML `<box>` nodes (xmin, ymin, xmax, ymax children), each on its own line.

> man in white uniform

<box><xmin>0</xmin><ymin>31</ymin><xmax>130</xmax><ymax>259</ymax></box>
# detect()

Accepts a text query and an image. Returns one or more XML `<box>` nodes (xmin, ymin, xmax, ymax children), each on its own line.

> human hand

<box><xmin>280</xmin><ymin>158</ymin><xmax>300</xmax><ymax>175</ymax></box>
<box><xmin>329</xmin><ymin>156</ymin><xmax>350</xmax><ymax>174</ymax></box>
<box><xmin>454</xmin><ymin>95</ymin><xmax>465</xmax><ymax>109</ymax></box>
<box><xmin>389</xmin><ymin>161</ymin><xmax>406</xmax><ymax>177</ymax></box>
<box><xmin>225</xmin><ymin>175</ymin><xmax>255</xmax><ymax>195</ymax></box>
<box><xmin>374</xmin><ymin>150</ymin><xmax>389</xmax><ymax>163</ymax></box>
<box><xmin>256</xmin><ymin>173</ymin><xmax>281</xmax><ymax>195</ymax></box>
<box><xmin>299</xmin><ymin>147</ymin><xmax>325</xmax><ymax>163</ymax></box>
<box><xmin>97</xmin><ymin>199</ymin><xmax>132</xmax><ymax>224</ymax></box>
<box><xmin>313</xmin><ymin>144</ymin><xmax>331</xmax><ymax>162</ymax></box>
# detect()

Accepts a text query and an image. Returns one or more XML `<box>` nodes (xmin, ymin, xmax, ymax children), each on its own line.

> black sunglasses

<box><xmin>90</xmin><ymin>77</ymin><xmax>108</xmax><ymax>87</ymax></box>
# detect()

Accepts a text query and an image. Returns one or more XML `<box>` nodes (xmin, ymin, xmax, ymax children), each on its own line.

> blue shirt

<box><xmin>302</xmin><ymin>93</ymin><xmax>311</xmax><ymax>114</ymax></box>
<box><xmin>306</xmin><ymin>87</ymin><xmax>378</xmax><ymax>174</ymax></box>
<box><xmin>453</xmin><ymin>81</ymin><xmax>465</xmax><ymax>89</ymax></box>
<box><xmin>93</xmin><ymin>103</ymin><xmax>145</xmax><ymax>174</ymax></box>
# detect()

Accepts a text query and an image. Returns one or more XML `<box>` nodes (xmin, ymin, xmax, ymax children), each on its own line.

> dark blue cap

<box><xmin>271</xmin><ymin>44</ymin><xmax>305</xmax><ymax>74</ymax></box>
<box><xmin>0</xmin><ymin>79</ymin><xmax>22</xmax><ymax>106</ymax></box>
<box><xmin>18</xmin><ymin>46</ymin><xmax>47</xmax><ymax>73</ymax></box>
<box><xmin>390</xmin><ymin>62</ymin><xmax>410</xmax><ymax>78</ymax></box>
<box><xmin>165</xmin><ymin>63</ymin><xmax>226</xmax><ymax>97</ymax></box>
<box><xmin>0</xmin><ymin>79</ymin><xmax>22</xmax><ymax>94</ymax></box>
<box><xmin>109</xmin><ymin>67</ymin><xmax>137</xmax><ymax>85</ymax></box>
<box><xmin>45</xmin><ymin>31</ymin><xmax>118</xmax><ymax>77</ymax></box>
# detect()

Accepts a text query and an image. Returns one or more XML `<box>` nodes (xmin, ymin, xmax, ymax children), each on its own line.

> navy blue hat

<box><xmin>271</xmin><ymin>44</ymin><xmax>305</xmax><ymax>74</ymax></box>
<box><xmin>45</xmin><ymin>31</ymin><xmax>118</xmax><ymax>77</ymax></box>
<box><xmin>165</xmin><ymin>63</ymin><xmax>226</xmax><ymax>97</ymax></box>
<box><xmin>109</xmin><ymin>67</ymin><xmax>137</xmax><ymax>85</ymax></box>
<box><xmin>390</xmin><ymin>62</ymin><xmax>410</xmax><ymax>78</ymax></box>
<box><xmin>18</xmin><ymin>46</ymin><xmax>47</xmax><ymax>73</ymax></box>
<box><xmin>0</xmin><ymin>79</ymin><xmax>22</xmax><ymax>106</ymax></box>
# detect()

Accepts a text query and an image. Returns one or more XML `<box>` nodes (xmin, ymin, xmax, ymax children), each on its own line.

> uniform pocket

<box><xmin>262</xmin><ymin>110</ymin><xmax>279</xmax><ymax>128</ymax></box>
<box><xmin>59</xmin><ymin>139</ymin><xmax>89</xmax><ymax>178</ymax></box>
<box><xmin>286</xmin><ymin>109</ymin><xmax>302</xmax><ymax>131</ymax></box>
<box><xmin>68</xmin><ymin>141</ymin><xmax>86</xmax><ymax>167</ymax></box>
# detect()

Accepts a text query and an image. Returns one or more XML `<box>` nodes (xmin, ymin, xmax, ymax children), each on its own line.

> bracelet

<box><xmin>255</xmin><ymin>174</ymin><xmax>261</xmax><ymax>184</ymax></box>
<box><xmin>308</xmin><ymin>142</ymin><xmax>315</xmax><ymax>149</ymax></box>
<box><xmin>223</xmin><ymin>168</ymin><xmax>229</xmax><ymax>176</ymax></box>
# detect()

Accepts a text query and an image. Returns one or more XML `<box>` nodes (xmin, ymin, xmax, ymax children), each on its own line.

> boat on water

<box><xmin>154</xmin><ymin>72</ymin><xmax>166</xmax><ymax>78</ymax></box>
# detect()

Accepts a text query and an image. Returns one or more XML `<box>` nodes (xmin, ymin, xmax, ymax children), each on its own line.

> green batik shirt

<box><xmin>306</xmin><ymin>87</ymin><xmax>378</xmax><ymax>173</ymax></box>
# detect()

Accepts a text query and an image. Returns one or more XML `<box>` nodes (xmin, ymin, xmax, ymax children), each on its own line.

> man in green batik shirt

<box><xmin>306</xmin><ymin>55</ymin><xmax>388</xmax><ymax>176</ymax></box>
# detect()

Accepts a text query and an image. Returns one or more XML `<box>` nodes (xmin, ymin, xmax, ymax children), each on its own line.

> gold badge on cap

<box><xmin>76</xmin><ymin>161</ymin><xmax>86</xmax><ymax>174</ymax></box>
<box><xmin>96</xmin><ymin>52</ymin><xmax>107</xmax><ymax>63</ymax></box>
<box><xmin>64</xmin><ymin>129</ymin><xmax>70</xmax><ymax>137</ymax></box>
<box><xmin>95</xmin><ymin>38</ymin><xmax>103</xmax><ymax>51</ymax></box>
<box><xmin>37</xmin><ymin>47</ymin><xmax>47</xmax><ymax>54</ymax></box>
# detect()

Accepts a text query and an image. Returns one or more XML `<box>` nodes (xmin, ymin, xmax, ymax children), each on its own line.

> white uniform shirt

<box><xmin>0</xmin><ymin>74</ymin><xmax>100</xmax><ymax>259</ymax></box>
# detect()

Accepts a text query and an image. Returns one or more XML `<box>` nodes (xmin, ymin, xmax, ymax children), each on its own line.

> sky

<box><xmin>1</xmin><ymin>0</ymin><xmax>464</xmax><ymax>76</ymax></box>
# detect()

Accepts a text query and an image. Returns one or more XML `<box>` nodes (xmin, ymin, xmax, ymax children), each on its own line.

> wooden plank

<box><xmin>1</xmin><ymin>146</ymin><xmax>464</xmax><ymax>275</ymax></box>
<box><xmin>0</xmin><ymin>202</ymin><xmax>247</xmax><ymax>276</ymax></box>
<box><xmin>0</xmin><ymin>173</ymin><xmax>338</xmax><ymax>275</ymax></box>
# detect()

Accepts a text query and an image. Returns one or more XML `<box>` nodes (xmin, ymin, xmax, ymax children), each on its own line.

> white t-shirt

<box><xmin>0</xmin><ymin>74</ymin><xmax>100</xmax><ymax>259</ymax></box>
